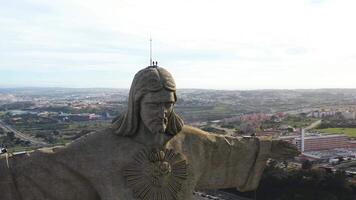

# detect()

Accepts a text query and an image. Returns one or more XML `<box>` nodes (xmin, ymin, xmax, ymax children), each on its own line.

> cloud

<box><xmin>285</xmin><ymin>47</ymin><xmax>307</xmax><ymax>55</ymax></box>
<box><xmin>0</xmin><ymin>0</ymin><xmax>356</xmax><ymax>89</ymax></box>
<box><xmin>309</xmin><ymin>0</ymin><xmax>328</xmax><ymax>4</ymax></box>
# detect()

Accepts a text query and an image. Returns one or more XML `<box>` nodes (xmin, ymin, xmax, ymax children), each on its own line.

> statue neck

<box><xmin>132</xmin><ymin>122</ymin><xmax>173</xmax><ymax>148</ymax></box>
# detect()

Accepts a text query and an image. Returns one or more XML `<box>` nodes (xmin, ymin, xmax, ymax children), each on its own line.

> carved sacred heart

<box><xmin>124</xmin><ymin>148</ymin><xmax>188</xmax><ymax>200</ymax></box>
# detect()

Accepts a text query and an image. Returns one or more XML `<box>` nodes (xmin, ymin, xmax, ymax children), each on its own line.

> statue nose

<box><xmin>159</xmin><ymin>105</ymin><xmax>168</xmax><ymax>119</ymax></box>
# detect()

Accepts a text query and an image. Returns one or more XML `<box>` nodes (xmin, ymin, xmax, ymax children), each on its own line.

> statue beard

<box><xmin>138</xmin><ymin>120</ymin><xmax>173</xmax><ymax>147</ymax></box>
<box><xmin>137</xmin><ymin>111</ymin><xmax>183</xmax><ymax>139</ymax></box>
<box><xmin>141</xmin><ymin>114</ymin><xmax>170</xmax><ymax>135</ymax></box>
<box><xmin>146</xmin><ymin>120</ymin><xmax>167</xmax><ymax>135</ymax></box>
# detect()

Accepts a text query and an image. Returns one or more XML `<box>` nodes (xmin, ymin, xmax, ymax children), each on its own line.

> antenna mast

<box><xmin>150</xmin><ymin>37</ymin><xmax>153</xmax><ymax>66</ymax></box>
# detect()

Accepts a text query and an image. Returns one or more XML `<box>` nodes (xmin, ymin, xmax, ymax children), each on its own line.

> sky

<box><xmin>1</xmin><ymin>0</ymin><xmax>356</xmax><ymax>89</ymax></box>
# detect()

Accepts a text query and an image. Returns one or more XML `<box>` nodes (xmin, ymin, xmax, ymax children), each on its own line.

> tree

<box><xmin>224</xmin><ymin>167</ymin><xmax>356</xmax><ymax>200</ymax></box>
<box><xmin>302</xmin><ymin>160</ymin><xmax>313</xmax><ymax>170</ymax></box>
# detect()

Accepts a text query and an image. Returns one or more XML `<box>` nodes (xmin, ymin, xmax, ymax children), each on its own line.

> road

<box><xmin>0</xmin><ymin>120</ymin><xmax>47</xmax><ymax>146</ymax></box>
<box><xmin>305</xmin><ymin>119</ymin><xmax>322</xmax><ymax>130</ymax></box>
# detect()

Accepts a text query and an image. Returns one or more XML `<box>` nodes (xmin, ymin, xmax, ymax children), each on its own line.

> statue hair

<box><xmin>112</xmin><ymin>66</ymin><xmax>184</xmax><ymax>137</ymax></box>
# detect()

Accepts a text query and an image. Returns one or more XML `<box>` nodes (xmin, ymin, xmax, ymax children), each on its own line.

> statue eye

<box><xmin>146</xmin><ymin>102</ymin><xmax>159</xmax><ymax>107</ymax></box>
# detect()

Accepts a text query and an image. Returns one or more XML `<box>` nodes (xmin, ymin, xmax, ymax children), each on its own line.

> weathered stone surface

<box><xmin>0</xmin><ymin>66</ymin><xmax>298</xmax><ymax>200</ymax></box>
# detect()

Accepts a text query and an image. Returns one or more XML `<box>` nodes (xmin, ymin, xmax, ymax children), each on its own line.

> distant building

<box><xmin>342</xmin><ymin>111</ymin><xmax>356</xmax><ymax>120</ymax></box>
<box><xmin>239</xmin><ymin>113</ymin><xmax>271</xmax><ymax>122</ymax></box>
<box><xmin>309</xmin><ymin>108</ymin><xmax>356</xmax><ymax>120</ymax></box>
<box><xmin>88</xmin><ymin>113</ymin><xmax>101</xmax><ymax>120</ymax></box>
<box><xmin>300</xmin><ymin>148</ymin><xmax>356</xmax><ymax>162</ymax></box>
<box><xmin>281</xmin><ymin>133</ymin><xmax>355</xmax><ymax>152</ymax></box>
<box><xmin>257</xmin><ymin>130</ymin><xmax>279</xmax><ymax>137</ymax></box>
<box><xmin>279</xmin><ymin>135</ymin><xmax>299</xmax><ymax>143</ymax></box>
<box><xmin>294</xmin><ymin>134</ymin><xmax>349</xmax><ymax>152</ymax></box>
<box><xmin>310</xmin><ymin>110</ymin><xmax>336</xmax><ymax>118</ymax></box>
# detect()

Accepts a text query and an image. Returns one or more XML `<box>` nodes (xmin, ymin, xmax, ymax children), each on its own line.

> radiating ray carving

<box><xmin>124</xmin><ymin>148</ymin><xmax>188</xmax><ymax>200</ymax></box>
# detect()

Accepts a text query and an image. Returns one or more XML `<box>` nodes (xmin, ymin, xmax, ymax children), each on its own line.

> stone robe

<box><xmin>0</xmin><ymin>126</ymin><xmax>272</xmax><ymax>200</ymax></box>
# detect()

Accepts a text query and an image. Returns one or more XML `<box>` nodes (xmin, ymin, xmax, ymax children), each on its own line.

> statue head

<box><xmin>112</xmin><ymin>66</ymin><xmax>184</xmax><ymax>137</ymax></box>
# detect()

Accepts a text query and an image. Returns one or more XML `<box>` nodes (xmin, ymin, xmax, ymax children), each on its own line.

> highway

<box><xmin>0</xmin><ymin>120</ymin><xmax>47</xmax><ymax>146</ymax></box>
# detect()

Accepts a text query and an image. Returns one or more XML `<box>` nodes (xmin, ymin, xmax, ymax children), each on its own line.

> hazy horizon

<box><xmin>1</xmin><ymin>0</ymin><xmax>356</xmax><ymax>89</ymax></box>
<box><xmin>1</xmin><ymin>86</ymin><xmax>356</xmax><ymax>91</ymax></box>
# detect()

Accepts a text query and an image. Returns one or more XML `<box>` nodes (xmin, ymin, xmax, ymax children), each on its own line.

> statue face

<box><xmin>140</xmin><ymin>90</ymin><xmax>175</xmax><ymax>134</ymax></box>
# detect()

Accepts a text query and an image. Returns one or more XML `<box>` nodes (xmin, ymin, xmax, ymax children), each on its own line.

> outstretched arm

<box><xmin>169</xmin><ymin>126</ymin><xmax>298</xmax><ymax>192</ymax></box>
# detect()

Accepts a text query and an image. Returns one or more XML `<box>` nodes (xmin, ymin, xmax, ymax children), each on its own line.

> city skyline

<box><xmin>1</xmin><ymin>0</ymin><xmax>356</xmax><ymax>89</ymax></box>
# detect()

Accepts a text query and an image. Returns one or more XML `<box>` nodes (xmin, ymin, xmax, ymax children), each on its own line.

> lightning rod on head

<box><xmin>150</xmin><ymin>37</ymin><xmax>152</xmax><ymax>66</ymax></box>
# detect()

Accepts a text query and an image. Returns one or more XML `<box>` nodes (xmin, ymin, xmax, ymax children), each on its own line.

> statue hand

<box><xmin>270</xmin><ymin>140</ymin><xmax>299</xmax><ymax>160</ymax></box>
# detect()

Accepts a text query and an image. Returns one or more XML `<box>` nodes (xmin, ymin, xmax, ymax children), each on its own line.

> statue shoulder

<box><xmin>180</xmin><ymin>125</ymin><xmax>206</xmax><ymax>135</ymax></box>
<box><xmin>56</xmin><ymin>128</ymin><xmax>138</xmax><ymax>154</ymax></box>
<box><xmin>177</xmin><ymin>125</ymin><xmax>267</xmax><ymax>147</ymax></box>
<box><xmin>179</xmin><ymin>125</ymin><xmax>211</xmax><ymax>139</ymax></box>
<box><xmin>175</xmin><ymin>125</ymin><xmax>227</xmax><ymax>143</ymax></box>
